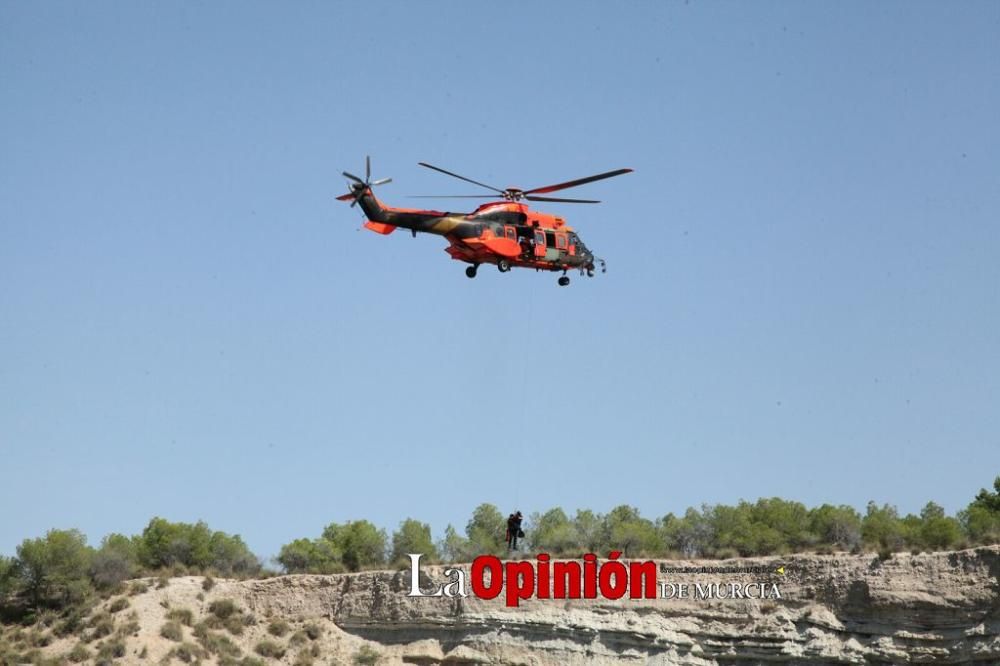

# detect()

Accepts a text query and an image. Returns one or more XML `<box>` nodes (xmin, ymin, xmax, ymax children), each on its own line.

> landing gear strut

<box><xmin>465</xmin><ymin>264</ymin><xmax>478</xmax><ymax>279</ymax></box>
<box><xmin>558</xmin><ymin>276</ymin><xmax>570</xmax><ymax>287</ymax></box>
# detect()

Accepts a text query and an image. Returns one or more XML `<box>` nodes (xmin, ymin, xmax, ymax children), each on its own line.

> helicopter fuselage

<box><xmin>353</xmin><ymin>190</ymin><xmax>599</xmax><ymax>275</ymax></box>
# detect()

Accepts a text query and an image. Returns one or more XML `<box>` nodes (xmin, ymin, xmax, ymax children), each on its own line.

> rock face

<box><xmin>227</xmin><ymin>547</ymin><xmax>1000</xmax><ymax>665</ymax></box>
<box><xmin>25</xmin><ymin>547</ymin><xmax>1000</xmax><ymax>665</ymax></box>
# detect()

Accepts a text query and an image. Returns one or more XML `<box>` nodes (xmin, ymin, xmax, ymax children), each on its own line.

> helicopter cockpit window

<box><xmin>505</xmin><ymin>226</ymin><xmax>517</xmax><ymax>241</ymax></box>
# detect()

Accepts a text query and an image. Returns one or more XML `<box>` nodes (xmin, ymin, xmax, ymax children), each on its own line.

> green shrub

<box><xmin>196</xmin><ymin>629</ymin><xmax>242</xmax><ymax>658</ymax></box>
<box><xmin>208</xmin><ymin>599</ymin><xmax>238</xmax><ymax>620</ymax></box>
<box><xmin>160</xmin><ymin>620</ymin><xmax>183</xmax><ymax>641</ymax></box>
<box><xmin>67</xmin><ymin>642</ymin><xmax>91</xmax><ymax>662</ymax></box>
<box><xmin>254</xmin><ymin>639</ymin><xmax>286</xmax><ymax>659</ymax></box>
<box><xmin>267</xmin><ymin>618</ymin><xmax>290</xmax><ymax>637</ymax></box>
<box><xmin>89</xmin><ymin>613</ymin><xmax>114</xmax><ymax>640</ymax></box>
<box><xmin>293</xmin><ymin>647</ymin><xmax>315</xmax><ymax>665</ymax></box>
<box><xmin>53</xmin><ymin>609</ymin><xmax>86</xmax><ymax>637</ymax></box>
<box><xmin>169</xmin><ymin>641</ymin><xmax>207</xmax><ymax>663</ymax></box>
<box><xmin>202</xmin><ymin>576</ymin><xmax>215</xmax><ymax>591</ymax></box>
<box><xmin>128</xmin><ymin>581</ymin><xmax>149</xmax><ymax>596</ymax></box>
<box><xmin>107</xmin><ymin>597</ymin><xmax>129</xmax><ymax>614</ymax></box>
<box><xmin>166</xmin><ymin>607</ymin><xmax>194</xmax><ymax>626</ymax></box>
<box><xmin>223</xmin><ymin>613</ymin><xmax>245</xmax><ymax>636</ymax></box>
<box><xmin>289</xmin><ymin>629</ymin><xmax>308</xmax><ymax>646</ymax></box>
<box><xmin>115</xmin><ymin>617</ymin><xmax>140</xmax><ymax>637</ymax></box>
<box><xmin>354</xmin><ymin>644</ymin><xmax>381</xmax><ymax>665</ymax></box>
<box><xmin>95</xmin><ymin>637</ymin><xmax>126</xmax><ymax>660</ymax></box>
<box><xmin>303</xmin><ymin>622</ymin><xmax>322</xmax><ymax>640</ymax></box>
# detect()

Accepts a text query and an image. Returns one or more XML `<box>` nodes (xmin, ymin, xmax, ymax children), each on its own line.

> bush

<box><xmin>90</xmin><ymin>535</ymin><xmax>139</xmax><ymax>590</ymax></box>
<box><xmin>354</xmin><ymin>644</ymin><xmax>381</xmax><ymax>665</ymax></box>
<box><xmin>267</xmin><ymin>618</ymin><xmax>290</xmax><ymax>637</ymax></box>
<box><xmin>107</xmin><ymin>597</ymin><xmax>129</xmax><ymax>614</ymax></box>
<box><xmin>67</xmin><ymin>642</ymin><xmax>91</xmax><ymax>662</ymax></box>
<box><xmin>136</xmin><ymin>518</ymin><xmax>260</xmax><ymax>575</ymax></box>
<box><xmin>223</xmin><ymin>613</ymin><xmax>246</xmax><ymax>636</ymax></box>
<box><xmin>254</xmin><ymin>639</ymin><xmax>286</xmax><ymax>659</ymax></box>
<box><xmin>196</xmin><ymin>629</ymin><xmax>242</xmax><ymax>658</ymax></box>
<box><xmin>277</xmin><ymin>538</ymin><xmax>343</xmax><ymax>574</ymax></box>
<box><xmin>208</xmin><ymin>598</ymin><xmax>238</xmax><ymax>619</ymax></box>
<box><xmin>89</xmin><ymin>613</ymin><xmax>114</xmax><ymax>640</ymax></box>
<box><xmin>95</xmin><ymin>637</ymin><xmax>126</xmax><ymax>660</ymax></box>
<box><xmin>202</xmin><ymin>576</ymin><xmax>215</xmax><ymax>591</ymax></box>
<box><xmin>303</xmin><ymin>622</ymin><xmax>322</xmax><ymax>640</ymax></box>
<box><xmin>160</xmin><ymin>620</ymin><xmax>183</xmax><ymax>641</ymax></box>
<box><xmin>167</xmin><ymin>607</ymin><xmax>194</xmax><ymax>626</ymax></box>
<box><xmin>169</xmin><ymin>641</ymin><xmax>207</xmax><ymax>663</ymax></box>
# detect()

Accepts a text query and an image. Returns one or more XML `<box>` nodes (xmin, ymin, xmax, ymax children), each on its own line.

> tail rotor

<box><xmin>337</xmin><ymin>155</ymin><xmax>392</xmax><ymax>208</ymax></box>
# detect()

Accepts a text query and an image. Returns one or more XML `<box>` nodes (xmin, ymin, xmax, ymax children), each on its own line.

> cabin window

<box><xmin>555</xmin><ymin>234</ymin><xmax>567</xmax><ymax>250</ymax></box>
<box><xmin>545</xmin><ymin>232</ymin><xmax>556</xmax><ymax>248</ymax></box>
<box><xmin>535</xmin><ymin>231</ymin><xmax>545</xmax><ymax>246</ymax></box>
<box><xmin>505</xmin><ymin>226</ymin><xmax>517</xmax><ymax>241</ymax></box>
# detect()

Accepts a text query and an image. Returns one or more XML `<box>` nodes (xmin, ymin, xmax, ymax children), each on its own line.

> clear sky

<box><xmin>2</xmin><ymin>1</ymin><xmax>998</xmax><ymax>561</ymax></box>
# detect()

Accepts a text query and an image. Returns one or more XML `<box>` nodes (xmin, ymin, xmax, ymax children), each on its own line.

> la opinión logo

<box><xmin>407</xmin><ymin>551</ymin><xmax>658</xmax><ymax>608</ymax></box>
<box><xmin>406</xmin><ymin>552</ymin><xmax>784</xmax><ymax>607</ymax></box>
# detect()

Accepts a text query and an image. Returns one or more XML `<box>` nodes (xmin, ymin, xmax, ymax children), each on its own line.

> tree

<box><xmin>861</xmin><ymin>502</ymin><xmax>905</xmax><ymax>553</ymax></box>
<box><xmin>918</xmin><ymin>502</ymin><xmax>962</xmax><ymax>551</ymax></box>
<box><xmin>661</xmin><ymin>506</ymin><xmax>715</xmax><ymax>558</ymax></box>
<box><xmin>465</xmin><ymin>504</ymin><xmax>506</xmax><ymax>556</ymax></box>
<box><xmin>276</xmin><ymin>538</ymin><xmax>341</xmax><ymax>574</ymax></box>
<box><xmin>602</xmin><ymin>505</ymin><xmax>659</xmax><ymax>556</ymax></box>
<box><xmin>960</xmin><ymin>505</ymin><xmax>1000</xmax><ymax>545</ymax></box>
<box><xmin>573</xmin><ymin>510</ymin><xmax>605</xmax><ymax>553</ymax></box>
<box><xmin>437</xmin><ymin>525</ymin><xmax>471</xmax><ymax>563</ymax></box>
<box><xmin>0</xmin><ymin>555</ymin><xmax>17</xmax><ymax>601</ymax></box>
<box><xmin>750</xmin><ymin>498</ymin><xmax>812</xmax><ymax>552</ymax></box>
<box><xmin>90</xmin><ymin>533</ymin><xmax>139</xmax><ymax>588</ymax></box>
<box><xmin>391</xmin><ymin>519</ymin><xmax>438</xmax><ymax>565</ymax></box>
<box><xmin>808</xmin><ymin>504</ymin><xmax>862</xmax><ymax>551</ymax></box>
<box><xmin>16</xmin><ymin>529</ymin><xmax>94</xmax><ymax>609</ymax></box>
<box><xmin>970</xmin><ymin>476</ymin><xmax>1000</xmax><ymax>513</ymax></box>
<box><xmin>530</xmin><ymin>508</ymin><xmax>580</xmax><ymax>555</ymax></box>
<box><xmin>322</xmin><ymin>521</ymin><xmax>387</xmax><ymax>571</ymax></box>
<box><xmin>707</xmin><ymin>503</ymin><xmax>754</xmax><ymax>556</ymax></box>
<box><xmin>209</xmin><ymin>531</ymin><xmax>260</xmax><ymax>576</ymax></box>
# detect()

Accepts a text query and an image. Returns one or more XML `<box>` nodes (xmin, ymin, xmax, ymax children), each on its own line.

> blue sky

<box><xmin>2</xmin><ymin>1</ymin><xmax>998</xmax><ymax>560</ymax></box>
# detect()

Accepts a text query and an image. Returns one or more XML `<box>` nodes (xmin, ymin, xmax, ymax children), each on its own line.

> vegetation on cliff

<box><xmin>1</xmin><ymin>477</ymin><xmax>999</xmax><ymax>623</ymax></box>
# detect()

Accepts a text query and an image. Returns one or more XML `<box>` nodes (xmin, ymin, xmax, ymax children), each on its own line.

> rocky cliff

<box><xmin>16</xmin><ymin>547</ymin><xmax>1000</xmax><ymax>665</ymax></box>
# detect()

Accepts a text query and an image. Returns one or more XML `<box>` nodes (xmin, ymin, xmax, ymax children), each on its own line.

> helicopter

<box><xmin>337</xmin><ymin>158</ymin><xmax>632</xmax><ymax>286</ymax></box>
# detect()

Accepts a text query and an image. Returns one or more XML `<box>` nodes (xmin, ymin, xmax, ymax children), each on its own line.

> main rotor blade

<box><xmin>525</xmin><ymin>195</ymin><xmax>600</xmax><ymax>204</ymax></box>
<box><xmin>418</xmin><ymin>162</ymin><xmax>505</xmax><ymax>194</ymax></box>
<box><xmin>366</xmin><ymin>155</ymin><xmax>371</xmax><ymax>182</ymax></box>
<box><xmin>524</xmin><ymin>168</ymin><xmax>633</xmax><ymax>195</ymax></box>
<box><xmin>343</xmin><ymin>171</ymin><xmax>364</xmax><ymax>184</ymax></box>
<box><xmin>407</xmin><ymin>194</ymin><xmax>504</xmax><ymax>199</ymax></box>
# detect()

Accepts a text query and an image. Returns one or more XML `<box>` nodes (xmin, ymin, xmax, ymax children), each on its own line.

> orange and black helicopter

<box><xmin>337</xmin><ymin>158</ymin><xmax>632</xmax><ymax>286</ymax></box>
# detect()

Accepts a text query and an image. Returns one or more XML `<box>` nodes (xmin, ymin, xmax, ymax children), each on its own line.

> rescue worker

<box><xmin>506</xmin><ymin>511</ymin><xmax>523</xmax><ymax>550</ymax></box>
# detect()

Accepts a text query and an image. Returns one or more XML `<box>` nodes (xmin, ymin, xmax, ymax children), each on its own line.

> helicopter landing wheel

<box><xmin>587</xmin><ymin>268</ymin><xmax>594</xmax><ymax>277</ymax></box>
<box><xmin>558</xmin><ymin>276</ymin><xmax>570</xmax><ymax>287</ymax></box>
<box><xmin>465</xmin><ymin>265</ymin><xmax>478</xmax><ymax>279</ymax></box>
<box><xmin>497</xmin><ymin>259</ymin><xmax>511</xmax><ymax>273</ymax></box>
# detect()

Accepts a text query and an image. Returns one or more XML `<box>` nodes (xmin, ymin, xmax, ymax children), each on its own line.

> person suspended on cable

<box><xmin>506</xmin><ymin>511</ymin><xmax>524</xmax><ymax>550</ymax></box>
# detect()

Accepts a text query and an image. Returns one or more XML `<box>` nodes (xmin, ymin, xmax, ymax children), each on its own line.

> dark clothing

<box><xmin>507</xmin><ymin>514</ymin><xmax>523</xmax><ymax>550</ymax></box>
